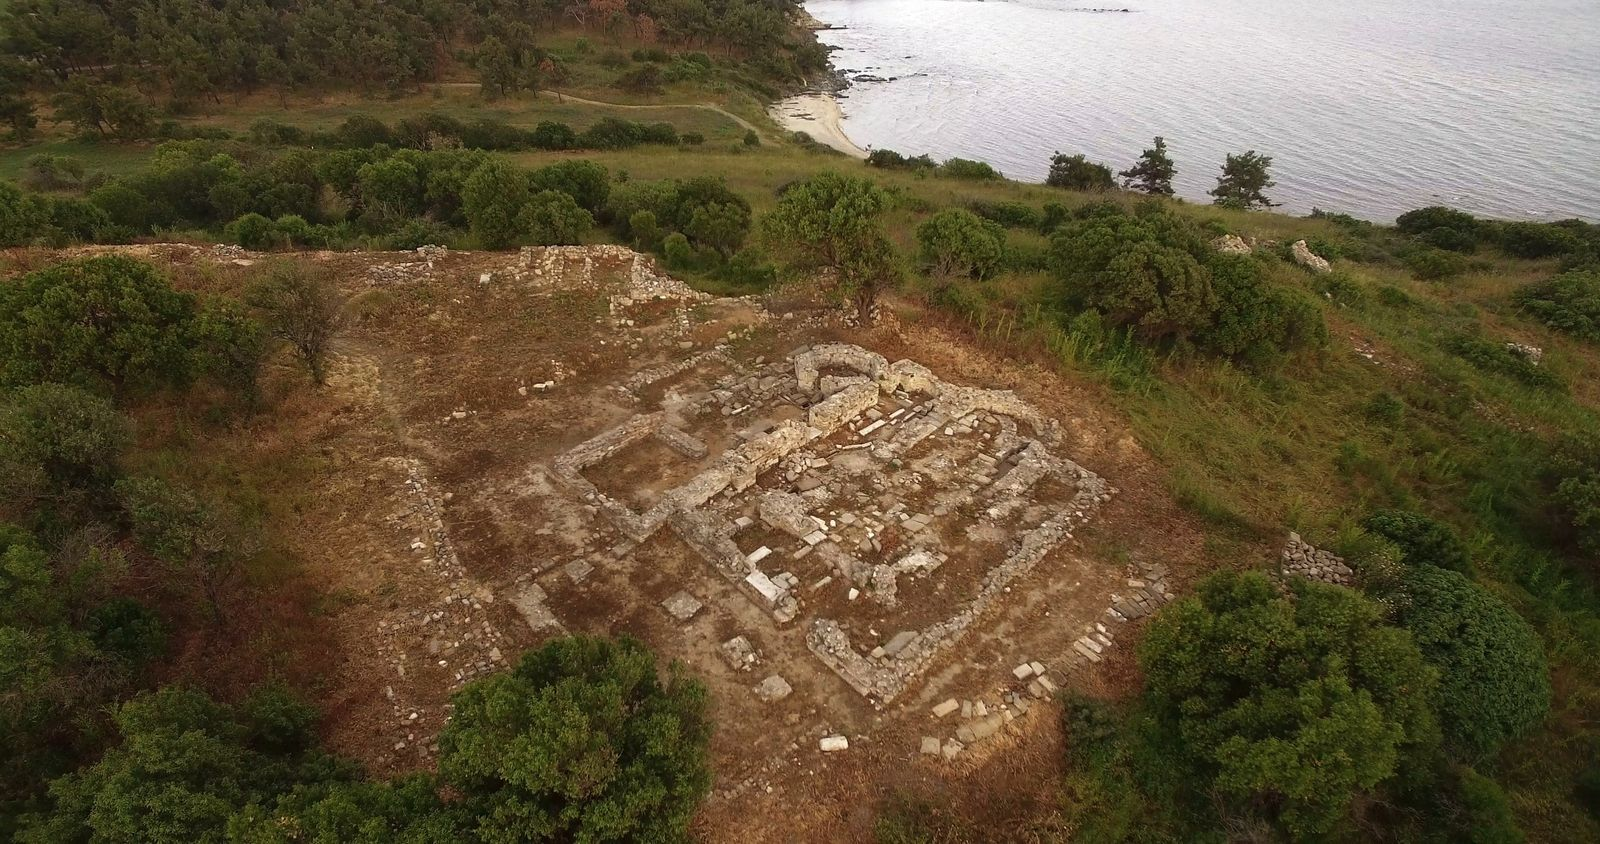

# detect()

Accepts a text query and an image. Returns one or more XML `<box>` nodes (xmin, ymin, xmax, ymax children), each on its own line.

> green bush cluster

<box><xmin>606</xmin><ymin>175</ymin><xmax>756</xmax><ymax>269</ymax></box>
<box><xmin>1048</xmin><ymin>203</ymin><xmax>1326</xmax><ymax>361</ymax></box>
<box><xmin>915</xmin><ymin>208</ymin><xmax>1006</xmax><ymax>279</ymax></box>
<box><xmin>1445</xmin><ymin>333</ymin><xmax>1565</xmax><ymax>391</ymax></box>
<box><xmin>1515</xmin><ymin>269</ymin><xmax>1600</xmax><ymax>341</ymax></box>
<box><xmin>248</xmin><ymin>112</ymin><xmax>687</xmax><ymax>154</ymax></box>
<box><xmin>1362</xmin><ymin>509</ymin><xmax>1473</xmax><ymax>573</ymax></box>
<box><xmin>1396</xmin><ymin>205</ymin><xmax>1599</xmax><ymax>260</ymax></box>
<box><xmin>1138</xmin><ymin>571</ymin><xmax>1439</xmax><ymax>837</ymax></box>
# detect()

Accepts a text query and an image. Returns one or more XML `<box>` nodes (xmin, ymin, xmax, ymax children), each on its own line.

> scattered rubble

<box><xmin>1280</xmin><ymin>532</ymin><xmax>1353</xmax><ymax>585</ymax></box>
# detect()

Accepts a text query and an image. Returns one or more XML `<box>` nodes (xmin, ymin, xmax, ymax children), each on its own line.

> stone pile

<box><xmin>1506</xmin><ymin>342</ymin><xmax>1544</xmax><ymax>365</ymax></box>
<box><xmin>1292</xmin><ymin>239</ymin><xmax>1332</xmax><ymax>273</ymax></box>
<box><xmin>1212</xmin><ymin>234</ymin><xmax>1252</xmax><ymax>255</ymax></box>
<box><xmin>1280</xmin><ymin>532</ymin><xmax>1353</xmax><ymax>585</ymax></box>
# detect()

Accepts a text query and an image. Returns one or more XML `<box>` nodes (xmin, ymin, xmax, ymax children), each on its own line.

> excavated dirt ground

<box><xmin>14</xmin><ymin>243</ymin><xmax>1214</xmax><ymax>842</ymax></box>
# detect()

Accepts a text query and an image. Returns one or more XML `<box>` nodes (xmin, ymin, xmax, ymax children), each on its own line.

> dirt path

<box><xmin>427</xmin><ymin>82</ymin><xmax>767</xmax><ymax>138</ymax></box>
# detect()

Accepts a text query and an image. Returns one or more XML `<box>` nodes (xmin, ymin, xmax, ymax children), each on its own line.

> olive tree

<box><xmin>915</xmin><ymin>208</ymin><xmax>1006</xmax><ymax>279</ymax></box>
<box><xmin>462</xmin><ymin>160</ymin><xmax>532</xmax><ymax>249</ymax></box>
<box><xmin>761</xmin><ymin>172</ymin><xmax>902</xmax><ymax>324</ymax></box>
<box><xmin>440</xmin><ymin>635</ymin><xmax>711</xmax><ymax>843</ymax></box>
<box><xmin>0</xmin><ymin>256</ymin><xmax>199</xmax><ymax>392</ymax></box>
<box><xmin>245</xmin><ymin>262</ymin><xmax>344</xmax><ymax>387</ymax></box>
<box><xmin>1139</xmin><ymin>571</ymin><xmax>1438</xmax><ymax>837</ymax></box>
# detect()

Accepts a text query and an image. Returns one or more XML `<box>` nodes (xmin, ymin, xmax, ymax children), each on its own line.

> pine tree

<box><xmin>1120</xmin><ymin>136</ymin><xmax>1175</xmax><ymax>195</ymax></box>
<box><xmin>1210</xmin><ymin>150</ymin><xmax>1277</xmax><ymax>210</ymax></box>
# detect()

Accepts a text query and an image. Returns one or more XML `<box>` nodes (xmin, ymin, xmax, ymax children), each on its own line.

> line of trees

<box><xmin>0</xmin><ymin>250</ymin><xmax>714</xmax><ymax>839</ymax></box>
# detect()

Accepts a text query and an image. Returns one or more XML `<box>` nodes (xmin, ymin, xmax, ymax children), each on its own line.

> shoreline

<box><xmin>769</xmin><ymin>92</ymin><xmax>869</xmax><ymax>159</ymax></box>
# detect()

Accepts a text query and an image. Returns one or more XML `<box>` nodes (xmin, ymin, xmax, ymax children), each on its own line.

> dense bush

<box><xmin>1363</xmin><ymin>509</ymin><xmax>1472</xmax><ymax>573</ymax></box>
<box><xmin>1445</xmin><ymin>333</ymin><xmax>1564</xmax><ymax>391</ymax></box>
<box><xmin>604</xmin><ymin>175</ymin><xmax>751</xmax><ymax>260</ymax></box>
<box><xmin>1544</xmin><ymin>432</ymin><xmax>1600</xmax><ymax>556</ymax></box>
<box><xmin>1404</xmin><ymin>247</ymin><xmax>1469</xmax><ymax>280</ymax></box>
<box><xmin>518</xmin><ymin>190</ymin><xmax>592</xmax><ymax>246</ymax></box>
<box><xmin>0</xmin><ymin>256</ymin><xmax>203</xmax><ymax>392</ymax></box>
<box><xmin>939</xmin><ymin>157</ymin><xmax>1000</xmax><ymax>180</ymax></box>
<box><xmin>16</xmin><ymin>685</ymin><xmax>353</xmax><ymax>843</ymax></box>
<box><xmin>968</xmin><ymin>200</ymin><xmax>1042</xmax><ymax>230</ymax></box>
<box><xmin>1399</xmin><ymin>565</ymin><xmax>1551</xmax><ymax>759</ymax></box>
<box><xmin>1515</xmin><ymin>270</ymin><xmax>1600</xmax><ymax>340</ymax></box>
<box><xmin>1499</xmin><ymin>220</ymin><xmax>1579</xmax><ymax>259</ymax></box>
<box><xmin>1139</xmin><ymin>571</ymin><xmax>1438</xmax><ymax>837</ymax></box>
<box><xmin>1048</xmin><ymin>204</ymin><xmax>1325</xmax><ymax>359</ymax></box>
<box><xmin>865</xmin><ymin>149</ymin><xmax>935</xmax><ymax>171</ymax></box>
<box><xmin>1046</xmin><ymin>152</ymin><xmax>1115</xmax><ymax>191</ymax></box>
<box><xmin>1397</xmin><ymin>206</ymin><xmax>1491</xmax><ymax>253</ymax></box>
<box><xmin>916</xmin><ymin>208</ymin><xmax>1006</xmax><ymax>279</ymax></box>
<box><xmin>440</xmin><ymin>635</ymin><xmax>711</xmax><ymax>843</ymax></box>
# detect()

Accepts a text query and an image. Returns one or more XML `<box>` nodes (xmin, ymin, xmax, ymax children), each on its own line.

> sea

<box><xmin>806</xmin><ymin>0</ymin><xmax>1600</xmax><ymax>222</ymax></box>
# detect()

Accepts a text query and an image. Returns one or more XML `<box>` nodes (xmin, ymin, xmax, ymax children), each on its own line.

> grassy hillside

<box><xmin>1</xmin><ymin>33</ymin><xmax>1597</xmax><ymax>838</ymax></box>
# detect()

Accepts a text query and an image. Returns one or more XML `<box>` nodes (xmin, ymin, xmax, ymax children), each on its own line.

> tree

<box><xmin>0</xmin><ymin>384</ymin><xmax>129</xmax><ymax>509</ymax></box>
<box><xmin>0</xmin><ymin>256</ymin><xmax>200</xmax><ymax>392</ymax></box>
<box><xmin>476</xmin><ymin>35</ymin><xmax>518</xmax><ymax>98</ymax></box>
<box><xmin>1210</xmin><ymin>150</ymin><xmax>1277</xmax><ymax>209</ymax></box>
<box><xmin>1049</xmin><ymin>205</ymin><xmax>1216</xmax><ymax>343</ymax></box>
<box><xmin>761</xmin><ymin>172</ymin><xmax>901</xmax><ymax>324</ymax></box>
<box><xmin>684</xmin><ymin>201</ymin><xmax>750</xmax><ymax>257</ymax></box>
<box><xmin>1139</xmin><ymin>571</ymin><xmax>1438</xmax><ymax>837</ymax></box>
<box><xmin>527</xmin><ymin>159</ymin><xmax>610</xmax><ymax>213</ymax></box>
<box><xmin>518</xmin><ymin>190</ymin><xmax>593</xmax><ymax>246</ymax></box>
<box><xmin>1398</xmin><ymin>565</ymin><xmax>1551</xmax><ymax>759</ymax></box>
<box><xmin>1120</xmin><ymin>136</ymin><xmax>1175</xmax><ymax>195</ymax></box>
<box><xmin>116</xmin><ymin>475</ymin><xmax>256</xmax><ymax>625</ymax></box>
<box><xmin>915</xmin><ymin>208</ymin><xmax>1006</xmax><ymax>279</ymax></box>
<box><xmin>439</xmin><ymin>635</ymin><xmax>712</xmax><ymax>843</ymax></box>
<box><xmin>245</xmin><ymin>262</ymin><xmax>343</xmax><ymax>387</ymax></box>
<box><xmin>1046</xmin><ymin>152</ymin><xmax>1115</xmax><ymax>192</ymax></box>
<box><xmin>19</xmin><ymin>685</ymin><xmax>347</xmax><ymax>844</ymax></box>
<box><xmin>463</xmin><ymin>160</ymin><xmax>533</xmax><ymax>249</ymax></box>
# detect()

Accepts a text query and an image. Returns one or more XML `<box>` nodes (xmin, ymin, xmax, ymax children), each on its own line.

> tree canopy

<box><xmin>1139</xmin><ymin>571</ymin><xmax>1438</xmax><ymax>837</ymax></box>
<box><xmin>440</xmin><ymin>635</ymin><xmax>712</xmax><ymax>843</ymax></box>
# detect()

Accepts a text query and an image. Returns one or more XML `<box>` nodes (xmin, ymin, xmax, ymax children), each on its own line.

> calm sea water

<box><xmin>807</xmin><ymin>0</ymin><xmax>1600</xmax><ymax>222</ymax></box>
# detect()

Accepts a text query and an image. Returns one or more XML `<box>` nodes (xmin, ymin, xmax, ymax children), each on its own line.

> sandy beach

<box><xmin>769</xmin><ymin>93</ymin><xmax>868</xmax><ymax>159</ymax></box>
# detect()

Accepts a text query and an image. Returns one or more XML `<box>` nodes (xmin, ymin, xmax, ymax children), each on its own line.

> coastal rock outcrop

<box><xmin>1292</xmin><ymin>240</ymin><xmax>1332</xmax><ymax>274</ymax></box>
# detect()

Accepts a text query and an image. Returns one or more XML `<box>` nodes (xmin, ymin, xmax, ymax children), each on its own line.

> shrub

<box><xmin>528</xmin><ymin>160</ymin><xmax>610</xmax><ymax>213</ymax></box>
<box><xmin>20</xmin><ymin>154</ymin><xmax>85</xmax><ymax>191</ymax></box>
<box><xmin>1203</xmin><ymin>253</ymin><xmax>1328</xmax><ymax>361</ymax></box>
<box><xmin>518</xmin><ymin>190</ymin><xmax>592</xmax><ymax>246</ymax></box>
<box><xmin>226</xmin><ymin>212</ymin><xmax>281</xmax><ymax>250</ymax></box>
<box><xmin>0</xmin><ymin>383</ymin><xmax>129</xmax><ymax>501</ymax></box>
<box><xmin>1139</xmin><ymin>571</ymin><xmax>1438</xmax><ymax>837</ymax></box>
<box><xmin>1499</xmin><ymin>221</ymin><xmax>1578</xmax><ymax>259</ymax></box>
<box><xmin>462</xmin><ymin>160</ymin><xmax>531</xmax><ymax>249</ymax></box>
<box><xmin>1049</xmin><ymin>205</ymin><xmax>1215</xmax><ymax>344</ymax></box>
<box><xmin>939</xmin><ymin>157</ymin><xmax>999</xmax><ymax>180</ymax></box>
<box><xmin>1364</xmin><ymin>391</ymin><xmax>1405</xmax><ymax>424</ymax></box>
<box><xmin>916</xmin><ymin>208</ymin><xmax>1006</xmax><ymax>279</ymax></box>
<box><xmin>1046</xmin><ymin>152</ymin><xmax>1115</xmax><ymax>191</ymax></box>
<box><xmin>1404</xmin><ymin>247</ymin><xmax>1469</xmax><ymax>280</ymax></box>
<box><xmin>628</xmin><ymin>210</ymin><xmax>662</xmax><ymax>248</ymax></box>
<box><xmin>743</xmin><ymin>129</ymin><xmax>760</xmax><ymax>147</ymax></box>
<box><xmin>0</xmin><ymin>255</ymin><xmax>200</xmax><ymax>391</ymax></box>
<box><xmin>1397</xmin><ymin>206</ymin><xmax>1490</xmax><ymax>252</ymax></box>
<box><xmin>1445</xmin><ymin>334</ymin><xmax>1564</xmax><ymax>391</ymax></box>
<box><xmin>1515</xmin><ymin>269</ymin><xmax>1600</xmax><ymax>340</ymax></box>
<box><xmin>1399</xmin><ymin>565</ymin><xmax>1551</xmax><ymax>758</ymax></box>
<box><xmin>662</xmin><ymin>232</ymin><xmax>695</xmax><ymax>270</ymax></box>
<box><xmin>1362</xmin><ymin>509</ymin><xmax>1472</xmax><ymax>573</ymax></box>
<box><xmin>439</xmin><ymin>635</ymin><xmax>711</xmax><ymax>843</ymax></box>
<box><xmin>334</xmin><ymin>114</ymin><xmax>393</xmax><ymax>148</ymax></box>
<box><xmin>616</xmin><ymin>63</ymin><xmax>664</xmax><ymax>94</ymax></box>
<box><xmin>969</xmin><ymin>201</ymin><xmax>1042</xmax><ymax>230</ymax></box>
<box><xmin>680</xmin><ymin>132</ymin><xmax>704</xmax><ymax>146</ymax></box>
<box><xmin>528</xmin><ymin>121</ymin><xmax>577</xmax><ymax>150</ymax></box>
